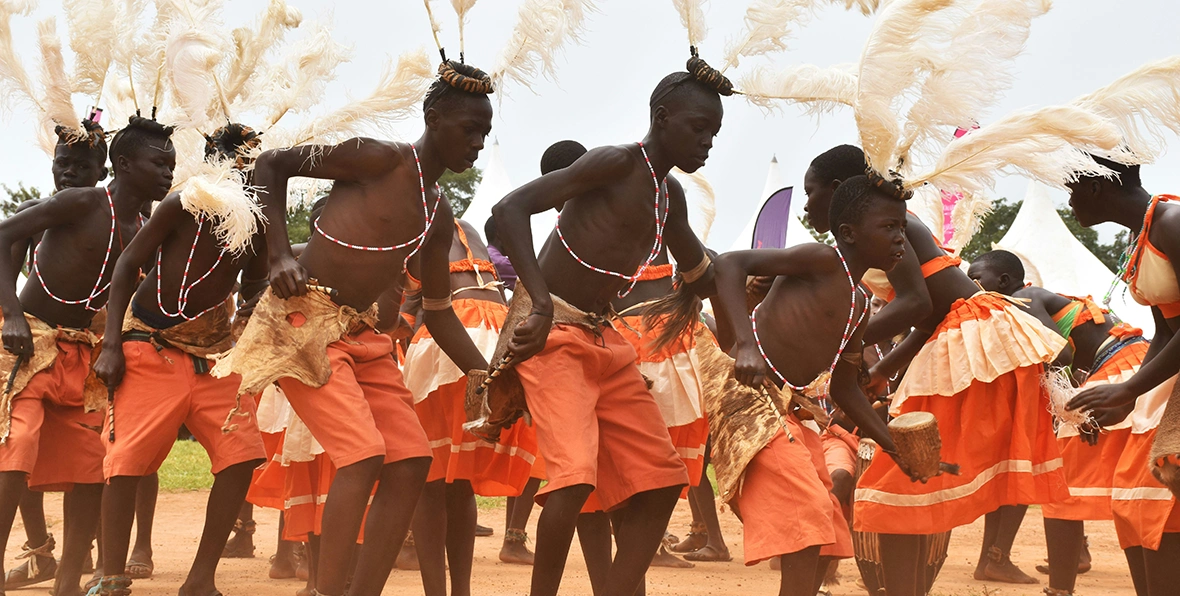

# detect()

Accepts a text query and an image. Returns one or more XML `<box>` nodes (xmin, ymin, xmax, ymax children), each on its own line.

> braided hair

<box><xmin>864</xmin><ymin>167</ymin><xmax>913</xmax><ymax>201</ymax></box>
<box><xmin>650</xmin><ymin>52</ymin><xmax>734</xmax><ymax>110</ymax></box>
<box><xmin>205</xmin><ymin>122</ymin><xmax>262</xmax><ymax>167</ymax></box>
<box><xmin>109</xmin><ymin>116</ymin><xmax>175</xmax><ymax>165</ymax></box>
<box><xmin>423</xmin><ymin>60</ymin><xmax>494</xmax><ymax>114</ymax></box>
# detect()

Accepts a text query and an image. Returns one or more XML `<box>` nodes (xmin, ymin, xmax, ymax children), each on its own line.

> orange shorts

<box><xmin>732</xmin><ymin>421</ymin><xmax>853</xmax><ymax>565</ymax></box>
<box><xmin>515</xmin><ymin>324</ymin><xmax>689</xmax><ymax>511</ymax></box>
<box><xmin>103</xmin><ymin>341</ymin><xmax>266</xmax><ymax>478</ymax></box>
<box><xmin>822</xmin><ymin>425</ymin><xmax>858</xmax><ymax>478</ymax></box>
<box><xmin>0</xmin><ymin>340</ymin><xmax>104</xmax><ymax>489</ymax></box>
<box><xmin>279</xmin><ymin>328</ymin><xmax>429</xmax><ymax>468</ymax></box>
<box><xmin>855</xmin><ymin>365</ymin><xmax>1068</xmax><ymax>535</ymax></box>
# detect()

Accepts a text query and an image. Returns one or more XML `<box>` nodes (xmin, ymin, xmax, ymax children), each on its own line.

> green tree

<box><xmin>286</xmin><ymin>184</ymin><xmax>333</xmax><ymax>245</ymax></box>
<box><xmin>440</xmin><ymin>167</ymin><xmax>482</xmax><ymax>216</ymax></box>
<box><xmin>959</xmin><ymin>197</ymin><xmax>1130</xmax><ymax>272</ymax></box>
<box><xmin>1</xmin><ymin>183</ymin><xmax>41</xmax><ymax>218</ymax></box>
<box><xmin>800</xmin><ymin>215</ymin><xmax>834</xmax><ymax>246</ymax></box>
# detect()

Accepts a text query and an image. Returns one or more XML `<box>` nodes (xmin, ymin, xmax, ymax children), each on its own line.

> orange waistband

<box><xmin>637</xmin><ymin>263</ymin><xmax>674</xmax><ymax>281</ymax></box>
<box><xmin>920</xmin><ymin>255</ymin><xmax>962</xmax><ymax>279</ymax></box>
<box><xmin>449</xmin><ymin>258</ymin><xmax>499</xmax><ymax>278</ymax></box>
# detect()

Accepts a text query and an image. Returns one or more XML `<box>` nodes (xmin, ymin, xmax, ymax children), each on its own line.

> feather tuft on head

<box><xmin>178</xmin><ymin>157</ymin><xmax>265</xmax><ymax>257</ymax></box>
<box><xmin>259</xmin><ymin>20</ymin><xmax>352</xmax><ymax>129</ymax></box>
<box><xmin>1073</xmin><ymin>55</ymin><xmax>1180</xmax><ymax>164</ymax></box>
<box><xmin>675</xmin><ymin>167</ymin><xmax>716</xmax><ymax>243</ymax></box>
<box><xmin>165</xmin><ymin>19</ymin><xmax>229</xmax><ymax>130</ymax></box>
<box><xmin>35</xmin><ymin>18</ymin><xmax>78</xmax><ymax>153</ymax></box>
<box><xmin>490</xmin><ymin>0</ymin><xmax>593</xmax><ymax>93</ymax></box>
<box><xmin>671</xmin><ymin>0</ymin><xmax>707</xmax><ymax>49</ymax></box>
<box><xmin>0</xmin><ymin>0</ymin><xmax>39</xmax><ymax>113</ymax></box>
<box><xmin>831</xmin><ymin>0</ymin><xmax>880</xmax><ymax>15</ymax></box>
<box><xmin>65</xmin><ymin>0</ymin><xmax>119</xmax><ymax>99</ymax></box>
<box><xmin>738</xmin><ymin>63</ymin><xmax>857</xmax><ymax>114</ymax></box>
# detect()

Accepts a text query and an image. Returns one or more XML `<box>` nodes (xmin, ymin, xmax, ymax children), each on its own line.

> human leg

<box><xmin>221</xmin><ymin>501</ymin><xmax>255</xmax><ymax>558</ymax></box>
<box><xmin>444</xmin><ymin>480</ymin><xmax>477</xmax><ymax>596</ymax></box>
<box><xmin>1043</xmin><ymin>517</ymin><xmax>1084</xmax><ymax>594</ymax></box>
<box><xmin>53</xmin><ymin>483</ymin><xmax>102</xmax><ymax>596</ymax></box>
<box><xmin>601</xmin><ymin>486</ymin><xmax>682</xmax><ymax>596</ymax></box>
<box><xmin>501</xmin><ymin>477</ymin><xmax>541</xmax><ymax>565</ymax></box>
<box><xmin>879</xmin><ymin>533</ymin><xmax>923</xmax><ymax>596</ymax></box>
<box><xmin>531</xmin><ymin>484</ymin><xmax>594</xmax><ymax>596</ymax></box>
<box><xmin>1141</xmin><ymin>533</ymin><xmax>1180</xmax><ymax>596</ymax></box>
<box><xmin>348</xmin><ymin>458</ymin><xmax>431</xmax><ymax>596</ymax></box>
<box><xmin>178</xmin><ymin>460</ymin><xmax>261</xmax><ymax>596</ymax></box>
<box><xmin>412</xmin><ymin>480</ymin><xmax>450</xmax><ymax>596</ymax></box>
<box><xmin>127</xmin><ymin>473</ymin><xmax>157</xmax><ymax>578</ymax></box>
<box><xmin>775</xmin><ymin>546</ymin><xmax>821</xmax><ymax>596</ymax></box>
<box><xmin>979</xmin><ymin>505</ymin><xmax>1037</xmax><ymax>583</ymax></box>
<box><xmin>575</xmin><ymin>510</ymin><xmax>612</xmax><ymax>596</ymax></box>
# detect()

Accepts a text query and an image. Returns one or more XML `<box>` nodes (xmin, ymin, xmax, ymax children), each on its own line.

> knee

<box><xmin>216</xmin><ymin>459</ymin><xmax>265</xmax><ymax>479</ymax></box>
<box><xmin>341</xmin><ymin>455</ymin><xmax>385</xmax><ymax>481</ymax></box>
<box><xmin>389</xmin><ymin>456</ymin><xmax>431</xmax><ymax>484</ymax></box>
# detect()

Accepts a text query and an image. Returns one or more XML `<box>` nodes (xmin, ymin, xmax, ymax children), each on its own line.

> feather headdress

<box><xmin>672</xmin><ymin>0</ymin><xmax>708</xmax><ymax>50</ymax></box>
<box><xmin>64</xmin><ymin>0</ymin><xmax>119</xmax><ymax>101</ymax></box>
<box><xmin>675</xmin><ymin>167</ymin><xmax>717</xmax><ymax>243</ymax></box>
<box><xmin>489</xmin><ymin>0</ymin><xmax>595</xmax><ymax>93</ymax></box>
<box><xmin>450</xmin><ymin>0</ymin><xmax>477</xmax><ymax>59</ymax></box>
<box><xmin>1072</xmin><ymin>55</ymin><xmax>1180</xmax><ymax>164</ymax></box>
<box><xmin>35</xmin><ymin>18</ymin><xmax>78</xmax><ymax>150</ymax></box>
<box><xmin>223</xmin><ymin>0</ymin><xmax>301</xmax><ymax>107</ymax></box>
<box><xmin>178</xmin><ymin>154</ymin><xmax>264</xmax><ymax>255</ymax></box>
<box><xmin>258</xmin><ymin>21</ymin><xmax>351</xmax><ymax>130</ymax></box>
<box><xmin>720</xmin><ymin>0</ymin><xmax>816</xmax><ymax>73</ymax></box>
<box><xmin>738</xmin><ymin>63</ymin><xmax>857</xmax><ymax>114</ymax></box>
<box><xmin>0</xmin><ymin>0</ymin><xmax>39</xmax><ymax>111</ymax></box>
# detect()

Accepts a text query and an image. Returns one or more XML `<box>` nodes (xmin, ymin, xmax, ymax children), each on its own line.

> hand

<box><xmin>1067</xmin><ymin>382</ymin><xmax>1137</xmax><ymax>424</ymax></box>
<box><xmin>507</xmin><ymin>311</ymin><xmax>552</xmax><ymax>363</ymax></box>
<box><xmin>93</xmin><ymin>344</ymin><xmax>126</xmax><ymax>390</ymax></box>
<box><xmin>1092</xmin><ymin>399</ymin><xmax>1136</xmax><ymax>430</ymax></box>
<box><xmin>235</xmin><ymin>291</ymin><xmax>264</xmax><ymax>319</ymax></box>
<box><xmin>268</xmin><ymin>253</ymin><xmax>308</xmax><ymax>299</ymax></box>
<box><xmin>862</xmin><ymin>365</ymin><xmax>890</xmax><ymax>398</ymax></box>
<box><xmin>886</xmin><ymin>450</ymin><xmax>928</xmax><ymax>484</ymax></box>
<box><xmin>732</xmin><ymin>343</ymin><xmax>767</xmax><ymax>389</ymax></box>
<box><xmin>1</xmin><ymin>315</ymin><xmax>33</xmax><ymax>358</ymax></box>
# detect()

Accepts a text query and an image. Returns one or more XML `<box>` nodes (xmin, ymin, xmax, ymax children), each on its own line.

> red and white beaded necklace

<box><xmin>751</xmin><ymin>245</ymin><xmax>868</xmax><ymax>392</ymax></box>
<box><xmin>555</xmin><ymin>142</ymin><xmax>669</xmax><ymax>299</ymax></box>
<box><xmin>312</xmin><ymin>144</ymin><xmax>442</xmax><ymax>272</ymax></box>
<box><xmin>156</xmin><ymin>214</ymin><xmax>229</xmax><ymax>321</ymax></box>
<box><xmin>32</xmin><ymin>187</ymin><xmax>120</xmax><ymax>312</ymax></box>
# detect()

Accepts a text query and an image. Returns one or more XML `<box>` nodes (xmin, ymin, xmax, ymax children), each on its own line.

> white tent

<box><xmin>995</xmin><ymin>181</ymin><xmax>1154</xmax><ymax>332</ymax></box>
<box><xmin>460</xmin><ymin>140</ymin><xmax>555</xmax><ymax>250</ymax></box>
<box><xmin>728</xmin><ymin>156</ymin><xmax>815</xmax><ymax>252</ymax></box>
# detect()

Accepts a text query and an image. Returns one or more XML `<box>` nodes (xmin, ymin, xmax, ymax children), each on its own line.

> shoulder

<box><xmin>1151</xmin><ymin>198</ymin><xmax>1180</xmax><ymax>256</ymax></box>
<box><xmin>455</xmin><ymin>219</ymin><xmax>483</xmax><ymax>242</ymax></box>
<box><xmin>45</xmin><ymin>186</ymin><xmax>103</xmax><ymax>208</ymax></box>
<box><xmin>571</xmin><ymin>145</ymin><xmax>636</xmax><ymax>177</ymax></box>
<box><xmin>1015</xmin><ymin>286</ymin><xmax>1060</xmax><ymax>306</ymax></box>
<box><xmin>665</xmin><ymin>173</ymin><xmax>686</xmax><ymax>199</ymax></box>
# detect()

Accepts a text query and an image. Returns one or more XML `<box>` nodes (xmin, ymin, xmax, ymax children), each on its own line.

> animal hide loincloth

<box><xmin>0</xmin><ymin>314</ymin><xmax>99</xmax><ymax>440</ymax></box>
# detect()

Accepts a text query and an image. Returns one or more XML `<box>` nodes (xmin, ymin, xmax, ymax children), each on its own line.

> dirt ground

<box><xmin>10</xmin><ymin>492</ymin><xmax>1139</xmax><ymax>596</ymax></box>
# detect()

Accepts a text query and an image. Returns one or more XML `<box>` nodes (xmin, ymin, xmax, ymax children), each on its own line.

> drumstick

<box><xmin>307</xmin><ymin>284</ymin><xmax>339</xmax><ymax>299</ymax></box>
<box><xmin>107</xmin><ymin>385</ymin><xmax>116</xmax><ymax>443</ymax></box>
<box><xmin>474</xmin><ymin>354</ymin><xmax>515</xmax><ymax>396</ymax></box>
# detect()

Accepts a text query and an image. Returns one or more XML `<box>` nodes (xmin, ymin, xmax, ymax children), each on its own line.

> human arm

<box><xmin>663</xmin><ymin>177</ymin><xmax>712</xmax><ymax>296</ymax></box>
<box><xmin>420</xmin><ymin>207</ymin><xmax>488</xmax><ymax>373</ymax></box>
<box><xmin>252</xmin><ymin>139</ymin><xmax>399</xmax><ymax>298</ymax></box>
<box><xmin>491</xmin><ymin>145</ymin><xmax>632</xmax><ymax>360</ymax></box>
<box><xmin>864</xmin><ymin>328</ymin><xmax>930</xmax><ymax>396</ymax></box>
<box><xmin>860</xmin><ymin>236</ymin><xmax>932</xmax><ymax>345</ymax></box>
<box><xmin>92</xmin><ymin>196</ymin><xmax>186</xmax><ymax>388</ymax></box>
<box><xmin>0</xmin><ymin>191</ymin><xmax>89</xmax><ymax>356</ymax></box>
<box><xmin>713</xmin><ymin>244</ymin><xmax>835</xmax><ymax>388</ymax></box>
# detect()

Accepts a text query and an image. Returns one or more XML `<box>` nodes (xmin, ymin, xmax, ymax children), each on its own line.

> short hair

<box><xmin>540</xmin><ymin>140</ymin><xmax>587</xmax><ymax>175</ymax></box>
<box><xmin>423</xmin><ymin>61</ymin><xmax>493</xmax><ymax>114</ymax></box>
<box><xmin>810</xmin><ymin>145</ymin><xmax>866</xmax><ymax>185</ymax></box>
<box><xmin>829</xmin><ymin>175</ymin><xmax>899</xmax><ymax>230</ymax></box>
<box><xmin>483</xmin><ymin>216</ymin><xmax>498</xmax><ymax>245</ymax></box>
<box><xmin>974</xmin><ymin>249</ymin><xmax>1025</xmax><ymax>280</ymax></box>
<box><xmin>108</xmin><ymin>116</ymin><xmax>175</xmax><ymax>165</ymax></box>
<box><xmin>1082</xmin><ymin>154</ymin><xmax>1142</xmax><ymax>188</ymax></box>
<box><xmin>55</xmin><ymin>119</ymin><xmax>107</xmax><ymax>163</ymax></box>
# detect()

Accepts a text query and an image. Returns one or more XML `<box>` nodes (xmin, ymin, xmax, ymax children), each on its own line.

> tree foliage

<box><xmin>1</xmin><ymin>184</ymin><xmax>41</xmax><ymax>218</ymax></box>
<box><xmin>958</xmin><ymin>198</ymin><xmax>1129</xmax><ymax>271</ymax></box>
<box><xmin>441</xmin><ymin>167</ymin><xmax>482</xmax><ymax>216</ymax></box>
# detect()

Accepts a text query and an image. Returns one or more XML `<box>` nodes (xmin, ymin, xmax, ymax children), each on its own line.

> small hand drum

<box><xmin>888</xmin><ymin>412</ymin><xmax>959</xmax><ymax>480</ymax></box>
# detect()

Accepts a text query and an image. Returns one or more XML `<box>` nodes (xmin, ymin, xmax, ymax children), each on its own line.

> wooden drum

<box><xmin>888</xmin><ymin>411</ymin><xmax>944</xmax><ymax>480</ymax></box>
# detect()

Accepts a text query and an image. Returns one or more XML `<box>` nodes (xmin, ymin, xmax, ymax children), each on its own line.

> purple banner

<box><xmin>751</xmin><ymin>186</ymin><xmax>793</xmax><ymax>249</ymax></box>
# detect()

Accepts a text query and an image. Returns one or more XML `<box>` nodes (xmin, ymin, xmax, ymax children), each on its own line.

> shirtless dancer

<box><xmin>491</xmin><ymin>60</ymin><xmax>725</xmax><ymax>595</ymax></box>
<box><xmin>402</xmin><ymin>218</ymin><xmax>539</xmax><ymax>596</ymax></box>
<box><xmin>1065</xmin><ymin>158</ymin><xmax>1180</xmax><ymax>596</ymax></box>
<box><xmin>0</xmin><ymin>118</ymin><xmax>167</xmax><ymax>596</ymax></box>
<box><xmin>219</xmin><ymin>61</ymin><xmax>494</xmax><ymax>596</ymax></box>
<box><xmin>802</xmin><ymin>144</ymin><xmax>1068</xmax><ymax>595</ymax></box>
<box><xmin>91</xmin><ymin>122</ymin><xmax>269</xmax><ymax>596</ymax></box>
<box><xmin>2</xmin><ymin>122</ymin><xmax>110</xmax><ymax>591</ymax></box>
<box><xmin>968</xmin><ymin>249</ymin><xmax>1147</xmax><ymax>596</ymax></box>
<box><xmin>711</xmin><ymin>175</ymin><xmax>911</xmax><ymax>596</ymax></box>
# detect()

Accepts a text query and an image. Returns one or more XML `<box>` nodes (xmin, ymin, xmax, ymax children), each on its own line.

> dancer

<box><xmin>704</xmin><ymin>175</ymin><xmax>913</xmax><ymax>596</ymax></box>
<box><xmin>0</xmin><ymin>117</ymin><xmax>158</xmax><ymax>596</ymax></box>
<box><xmin>1065</xmin><ymin>158</ymin><xmax>1180</xmax><ymax>596</ymax></box>
<box><xmin>402</xmin><ymin>217</ymin><xmax>539</xmax><ymax>596</ymax></box>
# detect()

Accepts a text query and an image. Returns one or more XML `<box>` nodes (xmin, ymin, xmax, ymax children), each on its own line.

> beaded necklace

<box><xmin>155</xmin><ymin>215</ymin><xmax>228</xmax><ymax>321</ymax></box>
<box><xmin>555</xmin><ymin>142</ymin><xmax>669</xmax><ymax>298</ymax></box>
<box><xmin>1103</xmin><ymin>198</ymin><xmax>1153</xmax><ymax>309</ymax></box>
<box><xmin>751</xmin><ymin>245</ymin><xmax>868</xmax><ymax>392</ymax></box>
<box><xmin>32</xmin><ymin>187</ymin><xmax>120</xmax><ymax>312</ymax></box>
<box><xmin>313</xmin><ymin>144</ymin><xmax>442</xmax><ymax>272</ymax></box>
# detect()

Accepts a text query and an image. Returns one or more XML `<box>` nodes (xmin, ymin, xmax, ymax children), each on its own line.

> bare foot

<box><xmin>984</xmin><ymin>559</ymin><xmax>1039</xmax><ymax>584</ymax></box>
<box><xmin>650</xmin><ymin>545</ymin><xmax>694</xmax><ymax>569</ymax></box>
<box><xmin>499</xmin><ymin>530</ymin><xmax>535</xmax><ymax>565</ymax></box>
<box><xmin>269</xmin><ymin>552</ymin><xmax>297</xmax><ymax>580</ymax></box>
<box><xmin>178</xmin><ymin>577</ymin><xmax>224</xmax><ymax>596</ymax></box>
<box><xmin>221</xmin><ymin>520</ymin><xmax>256</xmax><ymax>559</ymax></box>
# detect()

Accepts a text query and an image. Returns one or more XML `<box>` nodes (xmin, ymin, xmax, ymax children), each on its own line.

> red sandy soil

<box><xmin>9</xmin><ymin>492</ymin><xmax>1138</xmax><ymax>595</ymax></box>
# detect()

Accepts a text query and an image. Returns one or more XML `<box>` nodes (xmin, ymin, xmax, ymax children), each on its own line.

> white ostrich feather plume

<box><xmin>491</xmin><ymin>0</ymin><xmax>592</xmax><ymax>93</ymax></box>
<box><xmin>721</xmin><ymin>0</ymin><xmax>815</xmax><ymax>74</ymax></box>
<box><xmin>178</xmin><ymin>157</ymin><xmax>265</xmax><ymax>256</ymax></box>
<box><xmin>907</xmin><ymin>105</ymin><xmax>1134</xmax><ymax>197</ymax></box>
<box><xmin>854</xmin><ymin>0</ymin><xmax>955</xmax><ymax>176</ymax></box>
<box><xmin>831</xmin><ymin>0</ymin><xmax>879</xmax><ymax>15</ymax></box>
<box><xmin>738</xmin><ymin>63</ymin><xmax>857</xmax><ymax>114</ymax></box>
<box><xmin>671</xmin><ymin>0</ymin><xmax>708</xmax><ymax>49</ymax></box>
<box><xmin>0</xmin><ymin>0</ymin><xmax>39</xmax><ymax>112</ymax></box>
<box><xmin>223</xmin><ymin>0</ymin><xmax>302</xmax><ymax>107</ymax></box>
<box><xmin>166</xmin><ymin>20</ymin><xmax>229</xmax><ymax>130</ymax></box>
<box><xmin>674</xmin><ymin>167</ymin><xmax>716</xmax><ymax>243</ymax></box>
<box><xmin>36</xmin><ymin>18</ymin><xmax>77</xmax><ymax>152</ymax></box>
<box><xmin>259</xmin><ymin>21</ymin><xmax>351</xmax><ymax>130</ymax></box>
<box><xmin>1073</xmin><ymin>55</ymin><xmax>1180</xmax><ymax>164</ymax></box>
<box><xmin>895</xmin><ymin>0</ymin><xmax>1050</xmax><ymax>167</ymax></box>
<box><xmin>946</xmin><ymin>190</ymin><xmax>993</xmax><ymax>250</ymax></box>
<box><xmin>65</xmin><ymin>0</ymin><xmax>118</xmax><ymax>99</ymax></box>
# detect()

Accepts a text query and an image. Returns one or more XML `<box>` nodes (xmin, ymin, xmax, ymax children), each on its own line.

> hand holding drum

<box><xmin>887</xmin><ymin>412</ymin><xmax>960</xmax><ymax>483</ymax></box>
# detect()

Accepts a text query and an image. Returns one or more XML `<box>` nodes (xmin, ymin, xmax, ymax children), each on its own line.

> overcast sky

<box><xmin>1</xmin><ymin>0</ymin><xmax>1177</xmax><ymax>247</ymax></box>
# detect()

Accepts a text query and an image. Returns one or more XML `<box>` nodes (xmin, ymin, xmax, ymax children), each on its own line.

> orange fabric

<box><xmin>449</xmin><ymin>258</ymin><xmax>498</xmax><ymax>276</ymax></box>
<box><xmin>855</xmin><ymin>365</ymin><xmax>1068</xmax><ymax>535</ymax></box>
<box><xmin>1109</xmin><ymin>322</ymin><xmax>1143</xmax><ymax>340</ymax></box>
<box><xmin>822</xmin><ymin>426</ymin><xmax>858</xmax><ymax>477</ymax></box>
<box><xmin>732</xmin><ymin>423</ymin><xmax>853</xmax><ymax>565</ymax></box>
<box><xmin>530</xmin><ymin>453</ymin><xmax>546</xmax><ymax>481</ymax></box>
<box><xmin>103</xmin><ymin>342</ymin><xmax>266</xmax><ymax>477</ymax></box>
<box><xmin>1051</xmin><ymin>296</ymin><xmax>1107</xmax><ymax>328</ymax></box>
<box><xmin>1044</xmin><ymin>339</ymin><xmax>1148</xmax><ymax>521</ymax></box>
<box><xmin>616</xmin><ymin>314</ymin><xmax>707</xmax><ymax>488</ymax></box>
<box><xmin>278</xmin><ymin>328</ymin><xmax>430</xmax><ymax>468</ymax></box>
<box><xmin>637</xmin><ymin>263</ymin><xmax>674</xmax><ymax>281</ymax></box>
<box><xmin>515</xmin><ymin>324</ymin><xmax>689</xmax><ymax>511</ymax></box>
<box><xmin>919</xmin><ymin>255</ymin><xmax>962</xmax><ymax>279</ymax></box>
<box><xmin>0</xmin><ymin>339</ymin><xmax>104</xmax><ymax>490</ymax></box>
<box><xmin>1111</xmin><ymin>429</ymin><xmax>1180</xmax><ymax>550</ymax></box>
